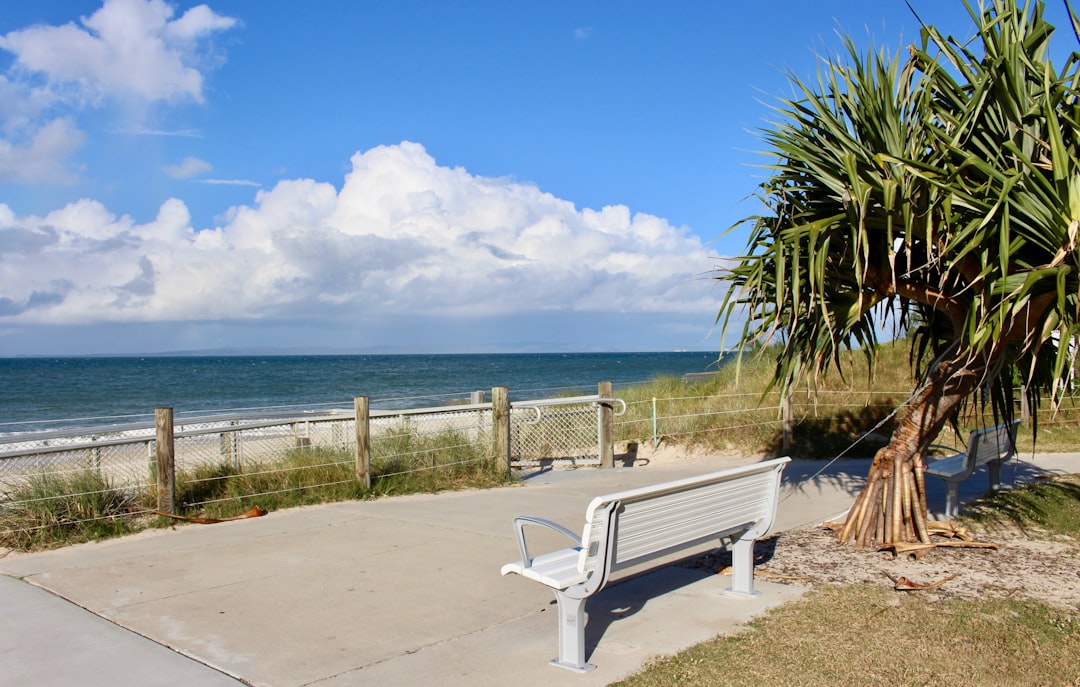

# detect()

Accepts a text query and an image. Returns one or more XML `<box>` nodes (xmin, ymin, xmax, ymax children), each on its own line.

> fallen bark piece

<box><xmin>892</xmin><ymin>572</ymin><xmax>960</xmax><ymax>592</ymax></box>
<box><xmin>153</xmin><ymin>506</ymin><xmax>268</xmax><ymax>524</ymax></box>
<box><xmin>717</xmin><ymin>566</ymin><xmax>812</xmax><ymax>582</ymax></box>
<box><xmin>925</xmin><ymin>521</ymin><xmax>975</xmax><ymax>541</ymax></box>
<box><xmin>885</xmin><ymin>540</ymin><xmax>999</xmax><ymax>557</ymax></box>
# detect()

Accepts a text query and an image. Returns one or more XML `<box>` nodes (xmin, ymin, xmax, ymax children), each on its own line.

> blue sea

<box><xmin>0</xmin><ymin>352</ymin><xmax>724</xmax><ymax>433</ymax></box>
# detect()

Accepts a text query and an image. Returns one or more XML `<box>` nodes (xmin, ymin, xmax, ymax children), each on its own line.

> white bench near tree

<box><xmin>500</xmin><ymin>457</ymin><xmax>790</xmax><ymax>673</ymax></box>
<box><xmin>923</xmin><ymin>419</ymin><xmax>1021</xmax><ymax>517</ymax></box>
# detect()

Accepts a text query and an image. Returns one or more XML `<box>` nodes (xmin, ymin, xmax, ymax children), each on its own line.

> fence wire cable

<box><xmin>656</xmin><ymin>420</ymin><xmax>784</xmax><ymax>437</ymax></box>
<box><xmin>376</xmin><ymin>456</ymin><xmax>488</xmax><ymax>479</ymax></box>
<box><xmin>185</xmin><ymin>481</ymin><xmax>357</xmax><ymax>508</ymax></box>
<box><xmin>181</xmin><ymin>459</ymin><xmax>351</xmax><ymax>485</ymax></box>
<box><xmin>1</xmin><ymin>507</ymin><xmax>158</xmax><ymax>536</ymax></box>
<box><xmin>782</xmin><ymin>397</ymin><xmax>912</xmax><ymax>503</ymax></box>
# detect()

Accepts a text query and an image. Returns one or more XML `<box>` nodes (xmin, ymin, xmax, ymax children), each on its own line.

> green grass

<box><xmin>961</xmin><ymin>474</ymin><xmax>1080</xmax><ymax>538</ymax></box>
<box><xmin>173</xmin><ymin>449</ymin><xmax>367</xmax><ymax>520</ymax></box>
<box><xmin>175</xmin><ymin>430</ymin><xmax>509</xmax><ymax>521</ymax></box>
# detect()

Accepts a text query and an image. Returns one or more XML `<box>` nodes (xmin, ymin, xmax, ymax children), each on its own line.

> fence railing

<box><xmin>0</xmin><ymin>385</ymin><xmax>624</xmax><ymax>513</ymax></box>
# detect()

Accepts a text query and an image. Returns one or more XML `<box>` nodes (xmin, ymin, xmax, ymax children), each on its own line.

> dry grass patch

<box><xmin>613</xmin><ymin>585</ymin><xmax>1080</xmax><ymax>687</ymax></box>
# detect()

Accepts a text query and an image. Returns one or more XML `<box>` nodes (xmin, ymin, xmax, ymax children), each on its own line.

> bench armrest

<box><xmin>925</xmin><ymin>443</ymin><xmax>963</xmax><ymax>456</ymax></box>
<box><xmin>512</xmin><ymin>516</ymin><xmax>581</xmax><ymax>568</ymax></box>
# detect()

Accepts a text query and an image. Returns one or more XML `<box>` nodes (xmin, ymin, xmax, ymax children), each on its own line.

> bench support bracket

<box><xmin>725</xmin><ymin>537</ymin><xmax>762</xmax><ymax>598</ymax></box>
<box><xmin>551</xmin><ymin>590</ymin><xmax>595</xmax><ymax>673</ymax></box>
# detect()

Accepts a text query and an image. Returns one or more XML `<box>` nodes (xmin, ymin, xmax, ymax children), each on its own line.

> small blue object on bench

<box><xmin>500</xmin><ymin>457</ymin><xmax>790</xmax><ymax>673</ymax></box>
<box><xmin>923</xmin><ymin>420</ymin><xmax>1020</xmax><ymax>517</ymax></box>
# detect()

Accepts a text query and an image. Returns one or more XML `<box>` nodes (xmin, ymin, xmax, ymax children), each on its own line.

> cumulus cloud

<box><xmin>0</xmin><ymin>117</ymin><xmax>85</xmax><ymax>183</ymax></box>
<box><xmin>163</xmin><ymin>156</ymin><xmax>211</xmax><ymax>179</ymax></box>
<box><xmin>0</xmin><ymin>142</ymin><xmax>717</xmax><ymax>327</ymax></box>
<box><xmin>0</xmin><ymin>0</ymin><xmax>238</xmax><ymax>104</ymax></box>
<box><xmin>0</xmin><ymin>0</ymin><xmax>237</xmax><ymax>185</ymax></box>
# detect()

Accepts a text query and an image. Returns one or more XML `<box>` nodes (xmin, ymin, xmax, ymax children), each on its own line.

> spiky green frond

<box><xmin>718</xmin><ymin>0</ymin><xmax>1080</xmax><ymax>418</ymax></box>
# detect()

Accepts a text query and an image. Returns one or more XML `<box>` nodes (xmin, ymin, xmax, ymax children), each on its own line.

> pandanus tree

<box><xmin>717</xmin><ymin>0</ymin><xmax>1080</xmax><ymax>547</ymax></box>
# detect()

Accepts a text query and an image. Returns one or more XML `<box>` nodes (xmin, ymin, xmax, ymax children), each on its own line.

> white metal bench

<box><xmin>923</xmin><ymin>420</ymin><xmax>1021</xmax><ymax>517</ymax></box>
<box><xmin>500</xmin><ymin>457</ymin><xmax>790</xmax><ymax>673</ymax></box>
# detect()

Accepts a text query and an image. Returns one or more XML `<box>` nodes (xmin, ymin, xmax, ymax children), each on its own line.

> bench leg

<box><xmin>988</xmin><ymin>461</ymin><xmax>1002</xmax><ymax>491</ymax></box>
<box><xmin>550</xmin><ymin>590</ymin><xmax>595</xmax><ymax>673</ymax></box>
<box><xmin>725</xmin><ymin>537</ymin><xmax>760</xmax><ymax>598</ymax></box>
<box><xmin>943</xmin><ymin>481</ymin><xmax>960</xmax><ymax>518</ymax></box>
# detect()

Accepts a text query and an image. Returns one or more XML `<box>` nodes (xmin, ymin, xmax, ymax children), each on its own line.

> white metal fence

<box><xmin>0</xmin><ymin>394</ymin><xmax>620</xmax><ymax>500</ymax></box>
<box><xmin>511</xmin><ymin>395</ymin><xmax>625</xmax><ymax>467</ymax></box>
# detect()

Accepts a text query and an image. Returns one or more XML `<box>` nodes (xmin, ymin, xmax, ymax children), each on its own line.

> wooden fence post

<box><xmin>155</xmin><ymin>407</ymin><xmax>175</xmax><ymax>514</ymax></box>
<box><xmin>599</xmin><ymin>381</ymin><xmax>614</xmax><ymax>468</ymax></box>
<box><xmin>354</xmin><ymin>397</ymin><xmax>371</xmax><ymax>489</ymax></box>
<box><xmin>492</xmin><ymin>386</ymin><xmax>510</xmax><ymax>475</ymax></box>
<box><xmin>782</xmin><ymin>393</ymin><xmax>793</xmax><ymax>454</ymax></box>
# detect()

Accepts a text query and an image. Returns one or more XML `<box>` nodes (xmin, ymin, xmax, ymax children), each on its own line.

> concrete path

<box><xmin>1</xmin><ymin>452</ymin><xmax>1075</xmax><ymax>687</ymax></box>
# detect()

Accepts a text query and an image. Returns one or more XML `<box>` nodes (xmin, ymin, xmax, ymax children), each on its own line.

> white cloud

<box><xmin>0</xmin><ymin>0</ymin><xmax>238</xmax><ymax>104</ymax></box>
<box><xmin>0</xmin><ymin>1</ymin><xmax>237</xmax><ymax>186</ymax></box>
<box><xmin>0</xmin><ymin>117</ymin><xmax>85</xmax><ymax>183</ymax></box>
<box><xmin>163</xmin><ymin>156</ymin><xmax>211</xmax><ymax>179</ymax></box>
<box><xmin>0</xmin><ymin>142</ymin><xmax>717</xmax><ymax>328</ymax></box>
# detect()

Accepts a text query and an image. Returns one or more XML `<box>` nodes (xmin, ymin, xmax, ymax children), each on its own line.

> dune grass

<box><xmin>617</xmin><ymin>340</ymin><xmax>1080</xmax><ymax>459</ymax></box>
<box><xmin>0</xmin><ymin>469</ymin><xmax>148</xmax><ymax>550</ymax></box>
<box><xmin>0</xmin><ymin>430</ymin><xmax>509</xmax><ymax>550</ymax></box>
<box><xmin>616</xmin><ymin>342</ymin><xmax>915</xmax><ymax>458</ymax></box>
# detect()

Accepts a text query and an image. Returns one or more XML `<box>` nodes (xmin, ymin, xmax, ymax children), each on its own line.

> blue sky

<box><xmin>0</xmin><ymin>1</ymin><xmax>1074</xmax><ymax>356</ymax></box>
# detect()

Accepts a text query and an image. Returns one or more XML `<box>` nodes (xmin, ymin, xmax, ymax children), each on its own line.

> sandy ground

<box><xmin>749</xmin><ymin>519</ymin><xmax>1080</xmax><ymax>610</ymax></box>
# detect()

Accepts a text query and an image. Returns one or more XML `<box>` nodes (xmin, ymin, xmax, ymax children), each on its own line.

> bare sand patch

<box><xmin>687</xmin><ymin>514</ymin><xmax>1080</xmax><ymax>611</ymax></box>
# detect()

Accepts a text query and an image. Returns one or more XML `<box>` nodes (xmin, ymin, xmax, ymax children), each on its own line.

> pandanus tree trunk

<box><xmin>838</xmin><ymin>355</ymin><xmax>983</xmax><ymax>548</ymax></box>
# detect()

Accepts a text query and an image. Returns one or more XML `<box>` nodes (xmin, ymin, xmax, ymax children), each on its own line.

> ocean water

<box><xmin>0</xmin><ymin>352</ymin><xmax>723</xmax><ymax>433</ymax></box>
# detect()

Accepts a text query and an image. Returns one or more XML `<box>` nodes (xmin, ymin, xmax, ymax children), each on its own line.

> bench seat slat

<box><xmin>500</xmin><ymin>547</ymin><xmax>585</xmax><ymax>589</ymax></box>
<box><xmin>923</xmin><ymin>454</ymin><xmax>967</xmax><ymax>479</ymax></box>
<box><xmin>922</xmin><ymin>420</ymin><xmax>1020</xmax><ymax>517</ymax></box>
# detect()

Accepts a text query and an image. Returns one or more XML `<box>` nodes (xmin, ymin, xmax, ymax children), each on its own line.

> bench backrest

<box><xmin>967</xmin><ymin>420</ymin><xmax>1020</xmax><ymax>470</ymax></box>
<box><xmin>576</xmin><ymin>457</ymin><xmax>790</xmax><ymax>595</ymax></box>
